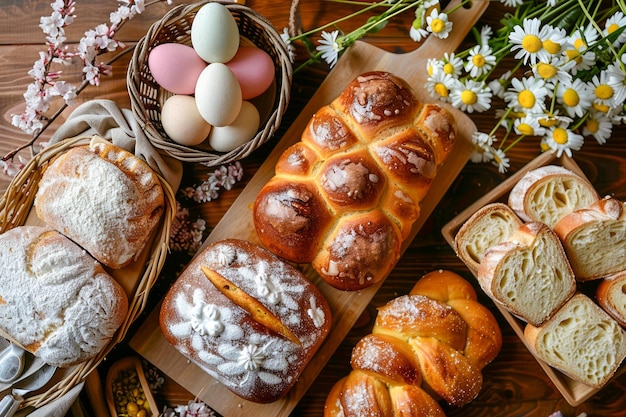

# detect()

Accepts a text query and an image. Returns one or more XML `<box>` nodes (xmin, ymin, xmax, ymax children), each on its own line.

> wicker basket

<box><xmin>127</xmin><ymin>0</ymin><xmax>293</xmax><ymax>166</ymax></box>
<box><xmin>0</xmin><ymin>136</ymin><xmax>176</xmax><ymax>410</ymax></box>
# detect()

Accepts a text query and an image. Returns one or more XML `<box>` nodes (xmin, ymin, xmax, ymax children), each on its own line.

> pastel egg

<box><xmin>191</xmin><ymin>2</ymin><xmax>240</xmax><ymax>63</ymax></box>
<box><xmin>227</xmin><ymin>47</ymin><xmax>275</xmax><ymax>99</ymax></box>
<box><xmin>209</xmin><ymin>101</ymin><xmax>260</xmax><ymax>152</ymax></box>
<box><xmin>148</xmin><ymin>43</ymin><xmax>207</xmax><ymax>94</ymax></box>
<box><xmin>195</xmin><ymin>63</ymin><xmax>242</xmax><ymax>127</ymax></box>
<box><xmin>161</xmin><ymin>95</ymin><xmax>212</xmax><ymax>146</ymax></box>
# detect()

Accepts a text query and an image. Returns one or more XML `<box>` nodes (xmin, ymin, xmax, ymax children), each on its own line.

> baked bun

<box><xmin>160</xmin><ymin>239</ymin><xmax>332</xmax><ymax>403</ymax></box>
<box><xmin>0</xmin><ymin>225</ymin><xmax>128</xmax><ymax>367</ymax></box>
<box><xmin>554</xmin><ymin>196</ymin><xmax>626</xmax><ymax>281</ymax></box>
<box><xmin>596</xmin><ymin>271</ymin><xmax>626</xmax><ymax>327</ymax></box>
<box><xmin>508</xmin><ymin>165</ymin><xmax>599</xmax><ymax>229</ymax></box>
<box><xmin>254</xmin><ymin>71</ymin><xmax>456</xmax><ymax>290</ymax></box>
<box><xmin>524</xmin><ymin>293</ymin><xmax>626</xmax><ymax>388</ymax></box>
<box><xmin>324</xmin><ymin>270</ymin><xmax>501</xmax><ymax>416</ymax></box>
<box><xmin>35</xmin><ymin>138</ymin><xmax>165</xmax><ymax>269</ymax></box>
<box><xmin>477</xmin><ymin>222</ymin><xmax>576</xmax><ymax>326</ymax></box>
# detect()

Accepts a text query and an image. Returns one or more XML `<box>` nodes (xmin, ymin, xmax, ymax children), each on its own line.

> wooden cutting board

<box><xmin>130</xmin><ymin>1</ymin><xmax>488</xmax><ymax>415</ymax></box>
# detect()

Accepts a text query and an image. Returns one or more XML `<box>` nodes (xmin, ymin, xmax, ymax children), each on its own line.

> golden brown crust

<box><xmin>596</xmin><ymin>271</ymin><xmax>626</xmax><ymax>327</ymax></box>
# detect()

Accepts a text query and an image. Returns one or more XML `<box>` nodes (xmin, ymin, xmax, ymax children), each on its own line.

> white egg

<box><xmin>195</xmin><ymin>63</ymin><xmax>242</xmax><ymax>127</ymax></box>
<box><xmin>161</xmin><ymin>95</ymin><xmax>212</xmax><ymax>146</ymax></box>
<box><xmin>191</xmin><ymin>2</ymin><xmax>240</xmax><ymax>63</ymax></box>
<box><xmin>209</xmin><ymin>101</ymin><xmax>260</xmax><ymax>152</ymax></box>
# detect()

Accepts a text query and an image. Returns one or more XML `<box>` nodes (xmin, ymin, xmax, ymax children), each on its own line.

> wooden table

<box><xmin>1</xmin><ymin>1</ymin><xmax>625</xmax><ymax>416</ymax></box>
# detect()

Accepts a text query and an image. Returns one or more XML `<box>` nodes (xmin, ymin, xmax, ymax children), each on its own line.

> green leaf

<box><xmin>365</xmin><ymin>16</ymin><xmax>388</xmax><ymax>34</ymax></box>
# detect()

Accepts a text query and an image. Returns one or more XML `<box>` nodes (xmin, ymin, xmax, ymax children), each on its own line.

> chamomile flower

<box><xmin>583</xmin><ymin>111</ymin><xmax>613</xmax><ymax>144</ymax></box>
<box><xmin>531</xmin><ymin>57</ymin><xmax>574</xmax><ymax>91</ymax></box>
<box><xmin>588</xmin><ymin>71</ymin><xmax>617</xmax><ymax>111</ymax></box>
<box><xmin>490</xmin><ymin>148</ymin><xmax>510</xmax><ymax>173</ymax></box>
<box><xmin>426</xmin><ymin>69</ymin><xmax>455</xmax><ymax>102</ymax></box>
<box><xmin>503</xmin><ymin>76</ymin><xmax>549</xmax><ymax>114</ymax></box>
<box><xmin>441</xmin><ymin>52</ymin><xmax>463</xmax><ymax>77</ymax></box>
<box><xmin>563</xmin><ymin>25</ymin><xmax>597</xmax><ymax>74</ymax></box>
<box><xmin>606</xmin><ymin>60</ymin><xmax>626</xmax><ymax>104</ymax></box>
<box><xmin>536</xmin><ymin>109</ymin><xmax>572</xmax><ymax>129</ymax></box>
<box><xmin>488</xmin><ymin>70</ymin><xmax>512</xmax><ymax>99</ymax></box>
<box><xmin>540</xmin><ymin>24</ymin><xmax>568</xmax><ymax>57</ymax></box>
<box><xmin>514</xmin><ymin>114</ymin><xmax>546</xmax><ymax>137</ymax></box>
<box><xmin>449</xmin><ymin>79</ymin><xmax>492</xmax><ymax>113</ymax></box>
<box><xmin>509</xmin><ymin>18</ymin><xmax>545</xmax><ymax>65</ymax></box>
<box><xmin>544</xmin><ymin>125</ymin><xmax>585</xmax><ymax>157</ymax></box>
<box><xmin>603</xmin><ymin>11</ymin><xmax>626</xmax><ymax>46</ymax></box>
<box><xmin>470</xmin><ymin>131</ymin><xmax>496</xmax><ymax>163</ymax></box>
<box><xmin>316</xmin><ymin>30</ymin><xmax>341</xmax><ymax>68</ymax></box>
<box><xmin>426</xmin><ymin>9</ymin><xmax>452</xmax><ymax>40</ymax></box>
<box><xmin>556</xmin><ymin>78</ymin><xmax>593</xmax><ymax>118</ymax></box>
<box><xmin>465</xmin><ymin>44</ymin><xmax>496</xmax><ymax>78</ymax></box>
<box><xmin>500</xmin><ymin>0</ymin><xmax>523</xmax><ymax>7</ymax></box>
<box><xmin>409</xmin><ymin>19</ymin><xmax>429</xmax><ymax>42</ymax></box>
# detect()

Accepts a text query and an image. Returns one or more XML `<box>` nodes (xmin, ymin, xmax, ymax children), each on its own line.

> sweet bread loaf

<box><xmin>477</xmin><ymin>221</ymin><xmax>576</xmax><ymax>326</ymax></box>
<box><xmin>160</xmin><ymin>239</ymin><xmax>332</xmax><ymax>403</ymax></box>
<box><xmin>554</xmin><ymin>196</ymin><xmax>626</xmax><ymax>281</ymax></box>
<box><xmin>324</xmin><ymin>270</ymin><xmax>502</xmax><ymax>416</ymax></box>
<box><xmin>524</xmin><ymin>293</ymin><xmax>626</xmax><ymax>388</ymax></box>
<box><xmin>0</xmin><ymin>226</ymin><xmax>128</xmax><ymax>367</ymax></box>
<box><xmin>508</xmin><ymin>165</ymin><xmax>598</xmax><ymax>229</ymax></box>
<box><xmin>454</xmin><ymin>202</ymin><xmax>522</xmax><ymax>273</ymax></box>
<box><xmin>35</xmin><ymin>138</ymin><xmax>165</xmax><ymax>269</ymax></box>
<box><xmin>254</xmin><ymin>72</ymin><xmax>456</xmax><ymax>290</ymax></box>
<box><xmin>596</xmin><ymin>270</ymin><xmax>626</xmax><ymax>327</ymax></box>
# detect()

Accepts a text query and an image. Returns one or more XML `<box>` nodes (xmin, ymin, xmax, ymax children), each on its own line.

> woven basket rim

<box><xmin>127</xmin><ymin>0</ymin><xmax>293</xmax><ymax>166</ymax></box>
<box><xmin>0</xmin><ymin>135</ymin><xmax>176</xmax><ymax>409</ymax></box>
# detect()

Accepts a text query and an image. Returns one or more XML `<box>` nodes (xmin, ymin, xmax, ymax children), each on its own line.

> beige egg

<box><xmin>195</xmin><ymin>63</ymin><xmax>242</xmax><ymax>127</ymax></box>
<box><xmin>209</xmin><ymin>101</ymin><xmax>260</xmax><ymax>152</ymax></box>
<box><xmin>161</xmin><ymin>95</ymin><xmax>212</xmax><ymax>146</ymax></box>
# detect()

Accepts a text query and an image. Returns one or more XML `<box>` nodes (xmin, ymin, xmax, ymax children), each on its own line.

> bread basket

<box><xmin>127</xmin><ymin>0</ymin><xmax>293</xmax><ymax>166</ymax></box>
<box><xmin>0</xmin><ymin>136</ymin><xmax>176</xmax><ymax>410</ymax></box>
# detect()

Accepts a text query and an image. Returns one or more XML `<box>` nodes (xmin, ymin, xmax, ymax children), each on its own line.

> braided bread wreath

<box><xmin>324</xmin><ymin>270</ymin><xmax>502</xmax><ymax>416</ymax></box>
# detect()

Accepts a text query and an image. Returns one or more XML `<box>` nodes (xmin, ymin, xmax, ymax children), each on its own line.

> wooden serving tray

<box><xmin>129</xmin><ymin>1</ymin><xmax>488</xmax><ymax>415</ymax></box>
<box><xmin>441</xmin><ymin>151</ymin><xmax>626</xmax><ymax>406</ymax></box>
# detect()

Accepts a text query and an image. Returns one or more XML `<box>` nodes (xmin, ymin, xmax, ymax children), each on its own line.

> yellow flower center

<box><xmin>553</xmin><ymin>127</ymin><xmax>569</xmax><ymax>144</ymax></box>
<box><xmin>586</xmin><ymin>118</ymin><xmax>599</xmax><ymax>134</ymax></box>
<box><xmin>518</xmin><ymin>90</ymin><xmax>536</xmax><ymax>109</ymax></box>
<box><xmin>565</xmin><ymin>48</ymin><xmax>583</xmax><ymax>64</ymax></box>
<box><xmin>562</xmin><ymin>89</ymin><xmax>580</xmax><ymax>107</ymax></box>
<box><xmin>461</xmin><ymin>90</ymin><xmax>477</xmax><ymax>105</ymax></box>
<box><xmin>607</xmin><ymin>23</ymin><xmax>620</xmax><ymax>35</ymax></box>
<box><xmin>593</xmin><ymin>102</ymin><xmax>610</xmax><ymax>113</ymax></box>
<box><xmin>539</xmin><ymin>116</ymin><xmax>557</xmax><ymax>127</ymax></box>
<box><xmin>434</xmin><ymin>83</ymin><xmax>449</xmax><ymax>97</ymax></box>
<box><xmin>517</xmin><ymin>122</ymin><xmax>534</xmax><ymax>136</ymax></box>
<box><xmin>443</xmin><ymin>62</ymin><xmax>455</xmax><ymax>75</ymax></box>
<box><xmin>573</xmin><ymin>38</ymin><xmax>587</xmax><ymax>50</ymax></box>
<box><xmin>472</xmin><ymin>54</ymin><xmax>486</xmax><ymax>68</ymax></box>
<box><xmin>595</xmin><ymin>84</ymin><xmax>614</xmax><ymax>100</ymax></box>
<box><xmin>431</xmin><ymin>18</ymin><xmax>445</xmax><ymax>34</ymax></box>
<box><xmin>540</xmin><ymin>141</ymin><xmax>551</xmax><ymax>151</ymax></box>
<box><xmin>537</xmin><ymin>62</ymin><xmax>558</xmax><ymax>80</ymax></box>
<box><xmin>543</xmin><ymin>39</ymin><xmax>561</xmax><ymax>54</ymax></box>
<box><xmin>522</xmin><ymin>34</ymin><xmax>542</xmax><ymax>53</ymax></box>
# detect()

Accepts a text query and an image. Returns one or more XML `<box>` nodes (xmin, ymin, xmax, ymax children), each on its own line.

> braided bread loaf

<box><xmin>324</xmin><ymin>270</ymin><xmax>502</xmax><ymax>416</ymax></box>
<box><xmin>253</xmin><ymin>72</ymin><xmax>456</xmax><ymax>290</ymax></box>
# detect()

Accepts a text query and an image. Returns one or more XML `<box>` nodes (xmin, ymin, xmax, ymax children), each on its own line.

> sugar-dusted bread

<box><xmin>160</xmin><ymin>239</ymin><xmax>332</xmax><ymax>403</ymax></box>
<box><xmin>35</xmin><ymin>138</ymin><xmax>165</xmax><ymax>269</ymax></box>
<box><xmin>554</xmin><ymin>196</ymin><xmax>626</xmax><ymax>281</ymax></box>
<box><xmin>524</xmin><ymin>293</ymin><xmax>626</xmax><ymax>388</ymax></box>
<box><xmin>508</xmin><ymin>165</ymin><xmax>599</xmax><ymax>229</ymax></box>
<box><xmin>454</xmin><ymin>202</ymin><xmax>523</xmax><ymax>273</ymax></box>
<box><xmin>253</xmin><ymin>71</ymin><xmax>456</xmax><ymax>291</ymax></box>
<box><xmin>596</xmin><ymin>270</ymin><xmax>626</xmax><ymax>327</ymax></box>
<box><xmin>477</xmin><ymin>221</ymin><xmax>576</xmax><ymax>326</ymax></box>
<box><xmin>0</xmin><ymin>226</ymin><xmax>128</xmax><ymax>367</ymax></box>
<box><xmin>324</xmin><ymin>270</ymin><xmax>502</xmax><ymax>416</ymax></box>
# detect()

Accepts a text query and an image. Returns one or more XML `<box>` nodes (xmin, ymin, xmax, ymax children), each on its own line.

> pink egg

<box><xmin>226</xmin><ymin>47</ymin><xmax>275</xmax><ymax>100</ymax></box>
<box><xmin>148</xmin><ymin>43</ymin><xmax>207</xmax><ymax>94</ymax></box>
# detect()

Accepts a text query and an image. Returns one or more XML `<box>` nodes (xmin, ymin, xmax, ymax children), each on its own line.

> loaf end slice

<box><xmin>596</xmin><ymin>270</ymin><xmax>626</xmax><ymax>328</ymax></box>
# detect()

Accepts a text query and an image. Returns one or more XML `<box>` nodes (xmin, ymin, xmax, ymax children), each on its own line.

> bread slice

<box><xmin>477</xmin><ymin>222</ymin><xmax>576</xmax><ymax>326</ymax></box>
<box><xmin>554</xmin><ymin>196</ymin><xmax>626</xmax><ymax>281</ymax></box>
<box><xmin>596</xmin><ymin>270</ymin><xmax>626</xmax><ymax>327</ymax></box>
<box><xmin>508</xmin><ymin>165</ymin><xmax>599</xmax><ymax>229</ymax></box>
<box><xmin>524</xmin><ymin>293</ymin><xmax>626</xmax><ymax>388</ymax></box>
<box><xmin>454</xmin><ymin>203</ymin><xmax>523</xmax><ymax>273</ymax></box>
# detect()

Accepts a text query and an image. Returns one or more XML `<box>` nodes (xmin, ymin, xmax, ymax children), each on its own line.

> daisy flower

<box><xmin>583</xmin><ymin>111</ymin><xmax>613</xmax><ymax>144</ymax></box>
<box><xmin>588</xmin><ymin>71</ymin><xmax>617</xmax><ymax>111</ymax></box>
<box><xmin>543</xmin><ymin>125</ymin><xmax>585</xmax><ymax>157</ymax></box>
<box><xmin>409</xmin><ymin>19</ymin><xmax>429</xmax><ymax>43</ymax></box>
<box><xmin>500</xmin><ymin>0</ymin><xmax>523</xmax><ymax>7</ymax></box>
<box><xmin>532</xmin><ymin>56</ymin><xmax>574</xmax><ymax>88</ymax></box>
<box><xmin>426</xmin><ymin>57</ymin><xmax>443</xmax><ymax>77</ymax></box>
<box><xmin>540</xmin><ymin>24</ymin><xmax>568</xmax><ymax>57</ymax></box>
<box><xmin>316</xmin><ymin>30</ymin><xmax>341</xmax><ymax>68</ymax></box>
<box><xmin>563</xmin><ymin>25</ymin><xmax>597</xmax><ymax>74</ymax></box>
<box><xmin>465</xmin><ymin>44</ymin><xmax>496</xmax><ymax>78</ymax></box>
<box><xmin>514</xmin><ymin>114</ymin><xmax>546</xmax><ymax>137</ymax></box>
<box><xmin>503</xmin><ymin>76</ymin><xmax>549</xmax><ymax>114</ymax></box>
<box><xmin>490</xmin><ymin>148</ymin><xmax>510</xmax><ymax>173</ymax></box>
<box><xmin>606</xmin><ymin>60</ymin><xmax>626</xmax><ymax>104</ymax></box>
<box><xmin>441</xmin><ymin>52</ymin><xmax>464</xmax><ymax>77</ymax></box>
<box><xmin>449</xmin><ymin>78</ymin><xmax>492</xmax><ymax>113</ymax></box>
<box><xmin>426</xmin><ymin>69</ymin><xmax>455</xmax><ymax>102</ymax></box>
<box><xmin>603</xmin><ymin>11</ymin><xmax>626</xmax><ymax>46</ymax></box>
<box><xmin>470</xmin><ymin>132</ymin><xmax>495</xmax><ymax>163</ymax></box>
<box><xmin>536</xmin><ymin>109</ymin><xmax>572</xmax><ymax>129</ymax></box>
<box><xmin>426</xmin><ymin>9</ymin><xmax>452</xmax><ymax>40</ymax></box>
<box><xmin>488</xmin><ymin>70</ymin><xmax>511</xmax><ymax>99</ymax></box>
<box><xmin>556</xmin><ymin>78</ymin><xmax>593</xmax><ymax>118</ymax></box>
<box><xmin>509</xmin><ymin>18</ymin><xmax>545</xmax><ymax>65</ymax></box>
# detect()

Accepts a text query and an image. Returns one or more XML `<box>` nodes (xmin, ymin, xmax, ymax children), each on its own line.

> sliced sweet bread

<box><xmin>455</xmin><ymin>203</ymin><xmax>523</xmax><ymax>273</ymax></box>
<box><xmin>554</xmin><ymin>196</ymin><xmax>626</xmax><ymax>281</ymax></box>
<box><xmin>524</xmin><ymin>293</ymin><xmax>626</xmax><ymax>388</ymax></box>
<box><xmin>508</xmin><ymin>165</ymin><xmax>599</xmax><ymax>229</ymax></box>
<box><xmin>477</xmin><ymin>221</ymin><xmax>576</xmax><ymax>326</ymax></box>
<box><xmin>596</xmin><ymin>270</ymin><xmax>626</xmax><ymax>328</ymax></box>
